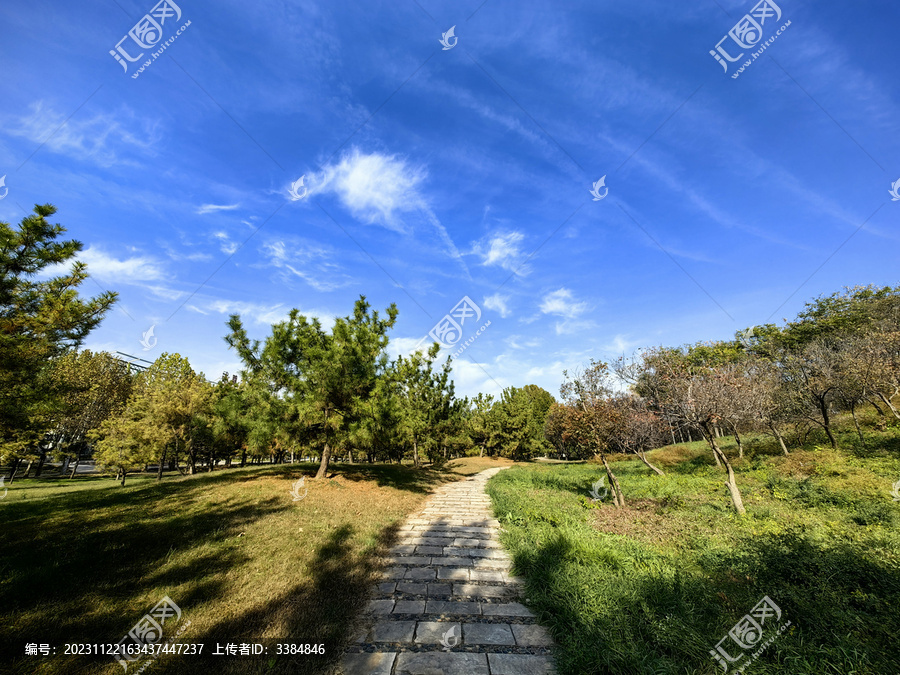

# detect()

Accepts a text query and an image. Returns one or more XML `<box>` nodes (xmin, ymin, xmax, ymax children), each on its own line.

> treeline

<box><xmin>85</xmin><ymin>300</ymin><xmax>558</xmax><ymax>484</ymax></box>
<box><xmin>0</xmin><ymin>205</ymin><xmax>558</xmax><ymax>483</ymax></box>
<box><xmin>3</xmin><ymin>206</ymin><xmax>898</xmax><ymax>500</ymax></box>
<box><xmin>547</xmin><ymin>285</ymin><xmax>900</xmax><ymax>514</ymax></box>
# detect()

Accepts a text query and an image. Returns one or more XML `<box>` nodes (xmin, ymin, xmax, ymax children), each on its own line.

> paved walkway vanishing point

<box><xmin>341</xmin><ymin>467</ymin><xmax>556</xmax><ymax>675</ymax></box>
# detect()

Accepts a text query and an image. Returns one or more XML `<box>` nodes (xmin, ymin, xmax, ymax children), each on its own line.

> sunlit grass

<box><xmin>1</xmin><ymin>462</ymin><xmax>457</xmax><ymax>674</ymax></box>
<box><xmin>487</xmin><ymin>427</ymin><xmax>900</xmax><ymax>675</ymax></box>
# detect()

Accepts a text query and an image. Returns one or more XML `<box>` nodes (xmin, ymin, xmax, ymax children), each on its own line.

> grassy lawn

<box><xmin>487</xmin><ymin>425</ymin><xmax>900</xmax><ymax>675</ymax></box>
<box><xmin>0</xmin><ymin>457</ymin><xmax>513</xmax><ymax>674</ymax></box>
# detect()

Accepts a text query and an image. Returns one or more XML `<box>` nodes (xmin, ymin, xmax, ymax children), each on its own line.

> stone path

<box><xmin>340</xmin><ymin>468</ymin><xmax>556</xmax><ymax>675</ymax></box>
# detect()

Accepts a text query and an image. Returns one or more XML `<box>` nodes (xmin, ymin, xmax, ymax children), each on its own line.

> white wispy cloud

<box><xmin>308</xmin><ymin>148</ymin><xmax>427</xmax><ymax>231</ymax></box>
<box><xmin>213</xmin><ymin>231</ymin><xmax>239</xmax><ymax>255</ymax></box>
<box><xmin>262</xmin><ymin>240</ymin><xmax>354</xmax><ymax>292</ymax></box>
<box><xmin>473</xmin><ymin>231</ymin><xmax>529</xmax><ymax>275</ymax></box>
<box><xmin>197</xmin><ymin>203</ymin><xmax>241</xmax><ymax>215</ymax></box>
<box><xmin>540</xmin><ymin>288</ymin><xmax>587</xmax><ymax>318</ymax></box>
<box><xmin>145</xmin><ymin>285</ymin><xmax>185</xmax><ymax>301</ymax></box>
<box><xmin>6</xmin><ymin>101</ymin><xmax>159</xmax><ymax>166</ymax></box>
<box><xmin>76</xmin><ymin>246</ymin><xmax>167</xmax><ymax>284</ymax></box>
<box><xmin>483</xmin><ymin>293</ymin><xmax>512</xmax><ymax>318</ymax></box>
<box><xmin>305</xmin><ymin>148</ymin><xmax>469</xmax><ymax>276</ymax></box>
<box><xmin>199</xmin><ymin>299</ymin><xmax>336</xmax><ymax>328</ymax></box>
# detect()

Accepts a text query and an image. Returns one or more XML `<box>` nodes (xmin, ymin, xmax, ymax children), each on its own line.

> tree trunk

<box><xmin>876</xmin><ymin>392</ymin><xmax>900</xmax><ymax>420</ymax></box>
<box><xmin>849</xmin><ymin>405</ymin><xmax>865</xmax><ymax>444</ymax></box>
<box><xmin>120</xmin><ymin>470</ymin><xmax>127</xmax><ymax>487</ymax></box>
<box><xmin>732</xmin><ymin>426</ymin><xmax>744</xmax><ymax>459</ymax></box>
<box><xmin>157</xmin><ymin>447</ymin><xmax>166</xmax><ymax>481</ymax></box>
<box><xmin>413</xmin><ymin>440</ymin><xmax>420</xmax><ymax>469</ymax></box>
<box><xmin>599</xmin><ymin>454</ymin><xmax>625</xmax><ymax>507</ymax></box>
<box><xmin>8</xmin><ymin>458</ymin><xmax>20</xmax><ymax>483</ymax></box>
<box><xmin>768</xmin><ymin>422</ymin><xmax>789</xmax><ymax>456</ymax></box>
<box><xmin>867</xmin><ymin>397</ymin><xmax>886</xmax><ymax>417</ymax></box>
<box><xmin>635</xmin><ymin>450</ymin><xmax>665</xmax><ymax>476</ymax></box>
<box><xmin>702</xmin><ymin>423</ymin><xmax>745</xmax><ymax>515</ymax></box>
<box><xmin>818</xmin><ymin>398</ymin><xmax>838</xmax><ymax>448</ymax></box>
<box><xmin>348</xmin><ymin>448</ymin><xmax>354</xmax><ymax>464</ymax></box>
<box><xmin>715</xmin><ymin>444</ymin><xmax>745</xmax><ymax>515</ymax></box>
<box><xmin>23</xmin><ymin>459</ymin><xmax>34</xmax><ymax>479</ymax></box>
<box><xmin>315</xmin><ymin>443</ymin><xmax>331</xmax><ymax>479</ymax></box>
<box><xmin>240</xmin><ymin>449</ymin><xmax>247</xmax><ymax>467</ymax></box>
<box><xmin>60</xmin><ymin>457</ymin><xmax>69</xmax><ymax>476</ymax></box>
<box><xmin>69</xmin><ymin>458</ymin><xmax>80</xmax><ymax>479</ymax></box>
<box><xmin>35</xmin><ymin>449</ymin><xmax>47</xmax><ymax>477</ymax></box>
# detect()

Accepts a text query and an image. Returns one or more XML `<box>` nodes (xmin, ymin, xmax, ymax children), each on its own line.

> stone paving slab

<box><xmin>341</xmin><ymin>467</ymin><xmax>556</xmax><ymax>674</ymax></box>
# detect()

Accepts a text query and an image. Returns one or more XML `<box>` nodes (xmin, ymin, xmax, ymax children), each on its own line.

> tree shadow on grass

<box><xmin>327</xmin><ymin>462</ymin><xmax>448</xmax><ymax>495</ymax></box>
<box><xmin>157</xmin><ymin>521</ymin><xmax>401</xmax><ymax>675</ymax></box>
<box><xmin>0</xmin><ymin>475</ymin><xmax>291</xmax><ymax>674</ymax></box>
<box><xmin>509</xmin><ymin>527</ymin><xmax>900</xmax><ymax>675</ymax></box>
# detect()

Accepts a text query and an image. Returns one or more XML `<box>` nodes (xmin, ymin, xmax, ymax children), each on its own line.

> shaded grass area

<box><xmin>487</xmin><ymin>433</ymin><xmax>900</xmax><ymax>675</ymax></box>
<box><xmin>0</xmin><ymin>462</ymin><xmax>458</xmax><ymax>674</ymax></box>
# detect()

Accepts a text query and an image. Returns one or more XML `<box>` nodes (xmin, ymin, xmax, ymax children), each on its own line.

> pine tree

<box><xmin>0</xmin><ymin>204</ymin><xmax>117</xmax><ymax>473</ymax></box>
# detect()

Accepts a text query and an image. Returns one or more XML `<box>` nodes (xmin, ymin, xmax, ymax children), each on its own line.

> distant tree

<box><xmin>393</xmin><ymin>344</ymin><xmax>457</xmax><ymax>467</ymax></box>
<box><xmin>492</xmin><ymin>385</ymin><xmax>555</xmax><ymax>461</ymax></box>
<box><xmin>0</xmin><ymin>204</ymin><xmax>117</xmax><ymax>475</ymax></box>
<box><xmin>465</xmin><ymin>393</ymin><xmax>496</xmax><ymax>457</ymax></box>
<box><xmin>779</xmin><ymin>339</ymin><xmax>841</xmax><ymax>449</ymax></box>
<box><xmin>560</xmin><ymin>361</ymin><xmax>626</xmax><ymax>507</ymax></box>
<box><xmin>607</xmin><ymin>394</ymin><xmax>666</xmax><ymax>475</ymax></box>
<box><xmin>617</xmin><ymin>348</ymin><xmax>746</xmax><ymax>515</ymax></box>
<box><xmin>47</xmin><ymin>350</ymin><xmax>133</xmax><ymax>477</ymax></box>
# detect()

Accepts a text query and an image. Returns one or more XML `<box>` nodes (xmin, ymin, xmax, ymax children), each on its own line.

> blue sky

<box><xmin>1</xmin><ymin>0</ymin><xmax>898</xmax><ymax>399</ymax></box>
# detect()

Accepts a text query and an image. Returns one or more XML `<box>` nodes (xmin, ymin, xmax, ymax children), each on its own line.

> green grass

<box><xmin>0</xmin><ymin>461</ymin><xmax>471</xmax><ymax>674</ymax></box>
<box><xmin>487</xmin><ymin>428</ymin><xmax>900</xmax><ymax>675</ymax></box>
